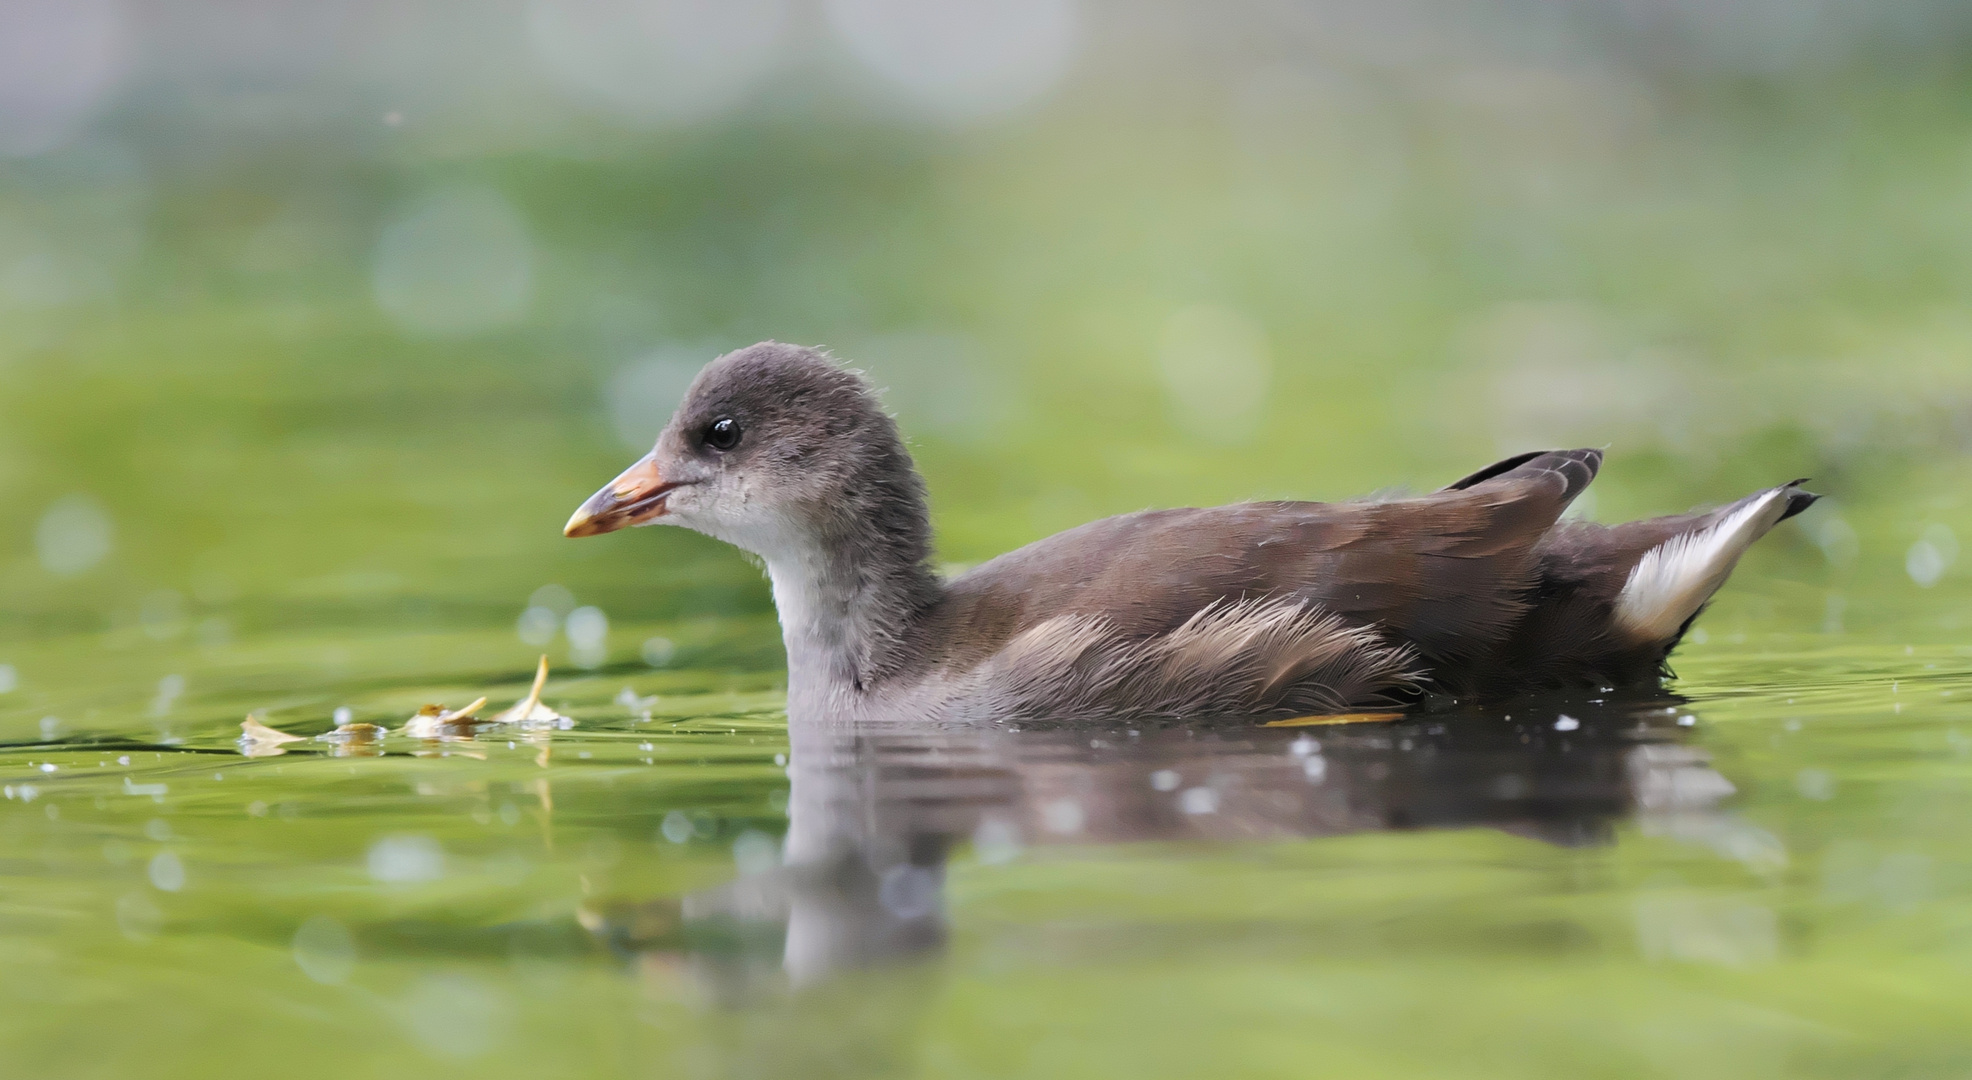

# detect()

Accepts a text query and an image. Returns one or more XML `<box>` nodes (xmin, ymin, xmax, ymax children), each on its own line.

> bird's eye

<box><xmin>705</xmin><ymin>417</ymin><xmax>741</xmax><ymax>451</ymax></box>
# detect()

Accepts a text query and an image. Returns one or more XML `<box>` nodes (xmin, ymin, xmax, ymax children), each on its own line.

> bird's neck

<box><xmin>762</xmin><ymin>502</ymin><xmax>942</xmax><ymax>710</ymax></box>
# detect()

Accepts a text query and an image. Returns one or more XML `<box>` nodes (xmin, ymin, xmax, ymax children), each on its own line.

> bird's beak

<box><xmin>564</xmin><ymin>453</ymin><xmax>679</xmax><ymax>537</ymax></box>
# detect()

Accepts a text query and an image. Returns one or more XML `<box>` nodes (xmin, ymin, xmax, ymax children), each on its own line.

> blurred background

<box><xmin>1</xmin><ymin>0</ymin><xmax>1968</xmax><ymax>737</ymax></box>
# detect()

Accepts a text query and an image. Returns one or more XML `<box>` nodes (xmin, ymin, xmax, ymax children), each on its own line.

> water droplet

<box><xmin>148</xmin><ymin>851</ymin><xmax>185</xmax><ymax>892</ymax></box>
<box><xmin>565</xmin><ymin>606</ymin><xmax>608</xmax><ymax>669</ymax></box>
<box><xmin>36</xmin><ymin>494</ymin><xmax>112</xmax><ymax>576</ymax></box>
<box><xmin>1907</xmin><ymin>535</ymin><xmax>1952</xmax><ymax>587</ymax></box>
<box><xmin>972</xmin><ymin>817</ymin><xmax>1021</xmax><ymax>864</ymax></box>
<box><xmin>367</xmin><ymin>835</ymin><xmax>445</xmax><ymax>884</ymax></box>
<box><xmin>516</xmin><ymin>605</ymin><xmax>559</xmax><ymax>647</ymax></box>
<box><xmin>1040</xmin><ymin>798</ymin><xmax>1084</xmax><ymax>834</ymax></box>
<box><xmin>732</xmin><ymin>829</ymin><xmax>778</xmax><ymax>875</ymax></box>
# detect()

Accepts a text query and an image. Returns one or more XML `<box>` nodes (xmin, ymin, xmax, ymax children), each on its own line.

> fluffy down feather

<box><xmin>938</xmin><ymin>596</ymin><xmax>1422</xmax><ymax>721</ymax></box>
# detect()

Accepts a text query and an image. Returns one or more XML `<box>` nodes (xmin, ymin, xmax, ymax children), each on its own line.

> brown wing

<box><xmin>927</xmin><ymin>450</ymin><xmax>1602</xmax><ymax>691</ymax></box>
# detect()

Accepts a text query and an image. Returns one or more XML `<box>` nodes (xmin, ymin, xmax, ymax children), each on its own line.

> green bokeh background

<box><xmin>1</xmin><ymin>3</ymin><xmax>1968</xmax><ymax>732</ymax></box>
<box><xmin>2</xmin><ymin>2</ymin><xmax>1970</xmax><ymax>1077</ymax></box>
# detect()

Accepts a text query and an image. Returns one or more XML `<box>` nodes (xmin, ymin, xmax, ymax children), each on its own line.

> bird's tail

<box><xmin>1609</xmin><ymin>480</ymin><xmax>1819</xmax><ymax>646</ymax></box>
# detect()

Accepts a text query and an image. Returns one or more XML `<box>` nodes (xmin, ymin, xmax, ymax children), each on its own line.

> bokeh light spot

<box><xmin>401</xmin><ymin>973</ymin><xmax>509</xmax><ymax>1060</ymax></box>
<box><xmin>36</xmin><ymin>494</ymin><xmax>112</xmax><ymax>576</ymax></box>
<box><xmin>147</xmin><ymin>851</ymin><xmax>185</xmax><ymax>893</ymax></box>
<box><xmin>367</xmin><ymin>835</ymin><xmax>445</xmax><ymax>884</ymax></box>
<box><xmin>292</xmin><ymin>915</ymin><xmax>357</xmax><ymax>985</ymax></box>
<box><xmin>0</xmin><ymin>0</ymin><xmax>129</xmax><ymax>157</ymax></box>
<box><xmin>528</xmin><ymin>0</ymin><xmax>789</xmax><ymax>125</ymax></box>
<box><xmin>371</xmin><ymin>187</ymin><xmax>532</xmax><ymax>338</ymax></box>
<box><xmin>824</xmin><ymin>0</ymin><xmax>1078</xmax><ymax>123</ymax></box>
<box><xmin>566</xmin><ymin>605</ymin><xmax>608</xmax><ymax>669</ymax></box>
<box><xmin>1156</xmin><ymin>305</ymin><xmax>1273</xmax><ymax>442</ymax></box>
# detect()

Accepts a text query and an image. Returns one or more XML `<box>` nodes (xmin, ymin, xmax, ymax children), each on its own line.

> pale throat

<box><xmin>684</xmin><ymin>508</ymin><xmax>866</xmax><ymax>690</ymax></box>
<box><xmin>763</xmin><ymin>549</ymin><xmax>868</xmax><ymax>690</ymax></box>
<box><xmin>710</xmin><ymin>487</ymin><xmax>938</xmax><ymax>701</ymax></box>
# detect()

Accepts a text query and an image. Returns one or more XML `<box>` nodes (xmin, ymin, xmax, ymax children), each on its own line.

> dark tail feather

<box><xmin>1777</xmin><ymin>480</ymin><xmax>1820</xmax><ymax>523</ymax></box>
<box><xmin>1443</xmin><ymin>448</ymin><xmax>1603</xmax><ymax>506</ymax></box>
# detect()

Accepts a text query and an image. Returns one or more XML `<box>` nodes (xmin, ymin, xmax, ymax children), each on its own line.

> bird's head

<box><xmin>564</xmin><ymin>342</ymin><xmax>920</xmax><ymax>564</ymax></box>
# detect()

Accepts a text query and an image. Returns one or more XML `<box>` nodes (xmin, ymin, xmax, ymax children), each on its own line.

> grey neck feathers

<box><xmin>765</xmin><ymin>442</ymin><xmax>943</xmax><ymax>705</ymax></box>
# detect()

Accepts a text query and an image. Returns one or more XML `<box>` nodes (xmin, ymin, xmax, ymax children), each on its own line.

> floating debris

<box><xmin>317</xmin><ymin>722</ymin><xmax>389</xmax><ymax>757</ymax></box>
<box><xmin>238</xmin><ymin>715</ymin><xmax>306</xmax><ymax>757</ymax></box>
<box><xmin>318</xmin><ymin>722</ymin><xmax>388</xmax><ymax>742</ymax></box>
<box><xmin>492</xmin><ymin>655</ymin><xmax>572</xmax><ymax>730</ymax></box>
<box><xmin>400</xmin><ymin>697</ymin><xmax>488</xmax><ymax>740</ymax></box>
<box><xmin>232</xmin><ymin>657</ymin><xmax>570</xmax><ymax>758</ymax></box>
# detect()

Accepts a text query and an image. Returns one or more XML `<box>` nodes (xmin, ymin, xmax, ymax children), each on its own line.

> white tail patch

<box><xmin>1614</xmin><ymin>489</ymin><xmax>1792</xmax><ymax>644</ymax></box>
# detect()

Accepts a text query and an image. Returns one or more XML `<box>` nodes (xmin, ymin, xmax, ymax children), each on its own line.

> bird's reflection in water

<box><xmin>581</xmin><ymin>697</ymin><xmax>1736</xmax><ymax>1010</ymax></box>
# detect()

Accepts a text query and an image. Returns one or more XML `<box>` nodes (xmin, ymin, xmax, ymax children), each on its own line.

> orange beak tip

<box><xmin>566</xmin><ymin>454</ymin><xmax>669</xmax><ymax>538</ymax></box>
<box><xmin>563</xmin><ymin>506</ymin><xmax>606</xmax><ymax>538</ymax></box>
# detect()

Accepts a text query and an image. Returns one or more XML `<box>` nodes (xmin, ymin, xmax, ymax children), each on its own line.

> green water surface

<box><xmin>1</xmin><ymin>521</ymin><xmax>1968</xmax><ymax>1079</ymax></box>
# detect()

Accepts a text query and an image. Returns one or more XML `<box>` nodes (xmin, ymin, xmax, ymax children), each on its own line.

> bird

<box><xmin>564</xmin><ymin>342</ymin><xmax>1818</xmax><ymax>722</ymax></box>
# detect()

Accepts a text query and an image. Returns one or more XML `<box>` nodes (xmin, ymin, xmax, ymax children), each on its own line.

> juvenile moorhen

<box><xmin>565</xmin><ymin>343</ymin><xmax>1816</xmax><ymax>720</ymax></box>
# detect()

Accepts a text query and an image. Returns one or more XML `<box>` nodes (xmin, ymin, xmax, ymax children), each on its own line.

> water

<box><xmin>3</xmin><ymin>591</ymin><xmax>1968</xmax><ymax>1077</ymax></box>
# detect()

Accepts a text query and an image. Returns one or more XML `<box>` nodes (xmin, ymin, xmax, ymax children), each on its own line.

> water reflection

<box><xmin>583</xmin><ymin>696</ymin><xmax>1738</xmax><ymax>1003</ymax></box>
